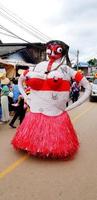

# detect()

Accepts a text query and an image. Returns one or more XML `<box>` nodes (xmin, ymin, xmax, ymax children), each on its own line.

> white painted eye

<box><xmin>46</xmin><ymin>48</ymin><xmax>51</xmax><ymax>54</ymax></box>
<box><xmin>57</xmin><ymin>47</ymin><xmax>62</xmax><ymax>53</ymax></box>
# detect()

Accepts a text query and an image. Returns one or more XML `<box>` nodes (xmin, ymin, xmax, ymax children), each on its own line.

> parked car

<box><xmin>90</xmin><ymin>79</ymin><xmax>97</xmax><ymax>101</ymax></box>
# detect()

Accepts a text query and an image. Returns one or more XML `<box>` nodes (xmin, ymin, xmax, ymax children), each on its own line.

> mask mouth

<box><xmin>48</xmin><ymin>54</ymin><xmax>62</xmax><ymax>61</ymax></box>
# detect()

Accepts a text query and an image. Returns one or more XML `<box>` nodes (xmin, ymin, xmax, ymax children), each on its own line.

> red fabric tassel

<box><xmin>11</xmin><ymin>112</ymin><xmax>79</xmax><ymax>159</ymax></box>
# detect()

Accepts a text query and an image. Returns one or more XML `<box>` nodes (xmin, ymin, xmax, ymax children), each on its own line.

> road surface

<box><xmin>0</xmin><ymin>100</ymin><xmax>97</xmax><ymax>200</ymax></box>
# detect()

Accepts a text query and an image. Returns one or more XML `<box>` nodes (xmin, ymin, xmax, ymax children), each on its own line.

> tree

<box><xmin>88</xmin><ymin>58</ymin><xmax>97</xmax><ymax>67</ymax></box>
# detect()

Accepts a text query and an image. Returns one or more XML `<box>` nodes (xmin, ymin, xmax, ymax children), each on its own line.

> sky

<box><xmin>0</xmin><ymin>0</ymin><xmax>97</xmax><ymax>63</ymax></box>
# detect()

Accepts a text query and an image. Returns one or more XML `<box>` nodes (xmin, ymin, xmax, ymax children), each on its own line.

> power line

<box><xmin>0</xmin><ymin>30</ymin><xmax>19</xmax><ymax>39</ymax></box>
<box><xmin>0</xmin><ymin>8</ymin><xmax>47</xmax><ymax>42</ymax></box>
<box><xmin>0</xmin><ymin>24</ymin><xmax>31</xmax><ymax>43</ymax></box>
<box><xmin>0</xmin><ymin>2</ymin><xmax>81</xmax><ymax>60</ymax></box>
<box><xmin>0</xmin><ymin>3</ymin><xmax>51</xmax><ymax>42</ymax></box>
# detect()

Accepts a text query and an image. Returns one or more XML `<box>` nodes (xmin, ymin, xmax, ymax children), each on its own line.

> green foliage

<box><xmin>88</xmin><ymin>58</ymin><xmax>97</xmax><ymax>66</ymax></box>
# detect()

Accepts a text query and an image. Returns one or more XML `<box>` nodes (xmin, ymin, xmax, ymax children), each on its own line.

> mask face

<box><xmin>46</xmin><ymin>44</ymin><xmax>63</xmax><ymax>61</ymax></box>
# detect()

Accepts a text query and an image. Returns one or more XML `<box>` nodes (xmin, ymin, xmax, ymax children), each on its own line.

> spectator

<box><xmin>1</xmin><ymin>85</ymin><xmax>10</xmax><ymax>122</ymax></box>
<box><xmin>9</xmin><ymin>95</ymin><xmax>27</xmax><ymax>128</ymax></box>
<box><xmin>8</xmin><ymin>88</ymin><xmax>14</xmax><ymax>114</ymax></box>
<box><xmin>12</xmin><ymin>78</ymin><xmax>20</xmax><ymax>103</ymax></box>
<box><xmin>71</xmin><ymin>81</ymin><xmax>80</xmax><ymax>103</ymax></box>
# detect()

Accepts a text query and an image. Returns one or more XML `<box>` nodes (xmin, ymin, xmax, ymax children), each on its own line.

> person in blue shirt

<box><xmin>12</xmin><ymin>78</ymin><xmax>20</xmax><ymax>103</ymax></box>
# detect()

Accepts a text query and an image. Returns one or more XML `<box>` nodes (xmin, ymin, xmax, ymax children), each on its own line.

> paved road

<box><xmin>0</xmin><ymin>100</ymin><xmax>97</xmax><ymax>200</ymax></box>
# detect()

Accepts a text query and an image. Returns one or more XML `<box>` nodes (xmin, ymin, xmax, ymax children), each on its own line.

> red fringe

<box><xmin>11</xmin><ymin>112</ymin><xmax>79</xmax><ymax>159</ymax></box>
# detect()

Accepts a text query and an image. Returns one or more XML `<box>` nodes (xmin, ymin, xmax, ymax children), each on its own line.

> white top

<box><xmin>18</xmin><ymin>59</ymin><xmax>91</xmax><ymax>116</ymax></box>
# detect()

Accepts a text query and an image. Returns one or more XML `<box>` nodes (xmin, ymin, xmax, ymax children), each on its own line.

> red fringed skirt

<box><xmin>11</xmin><ymin>111</ymin><xmax>79</xmax><ymax>159</ymax></box>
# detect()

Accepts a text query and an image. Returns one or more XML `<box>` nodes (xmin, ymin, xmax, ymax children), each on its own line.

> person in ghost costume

<box><xmin>11</xmin><ymin>40</ymin><xmax>91</xmax><ymax>159</ymax></box>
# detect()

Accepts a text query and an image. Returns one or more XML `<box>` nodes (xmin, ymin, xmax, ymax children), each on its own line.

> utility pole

<box><xmin>76</xmin><ymin>50</ymin><xmax>79</xmax><ymax>71</ymax></box>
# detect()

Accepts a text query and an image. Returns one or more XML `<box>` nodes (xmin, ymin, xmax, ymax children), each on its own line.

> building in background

<box><xmin>73</xmin><ymin>61</ymin><xmax>90</xmax><ymax>75</ymax></box>
<box><xmin>0</xmin><ymin>42</ymin><xmax>46</xmax><ymax>79</ymax></box>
